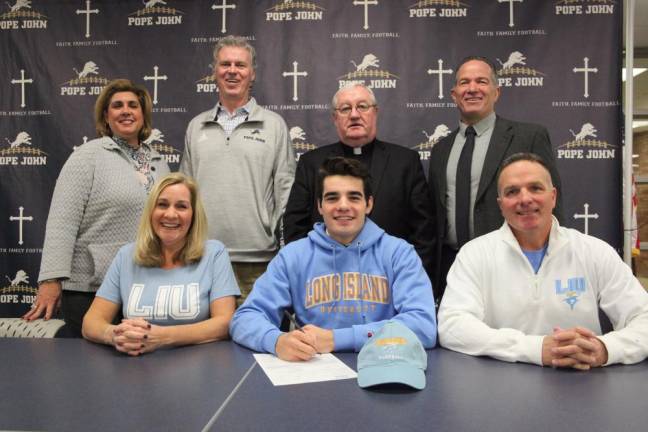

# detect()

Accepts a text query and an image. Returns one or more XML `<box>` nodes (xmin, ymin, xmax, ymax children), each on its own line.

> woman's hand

<box><xmin>111</xmin><ymin>319</ymin><xmax>152</xmax><ymax>356</ymax></box>
<box><xmin>22</xmin><ymin>280</ymin><xmax>62</xmax><ymax>321</ymax></box>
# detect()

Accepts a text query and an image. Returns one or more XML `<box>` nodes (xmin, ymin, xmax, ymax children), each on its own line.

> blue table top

<box><xmin>2</xmin><ymin>339</ymin><xmax>647</xmax><ymax>432</ymax></box>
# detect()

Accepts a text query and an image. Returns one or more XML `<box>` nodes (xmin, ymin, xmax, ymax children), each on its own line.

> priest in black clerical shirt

<box><xmin>283</xmin><ymin>83</ymin><xmax>437</xmax><ymax>294</ymax></box>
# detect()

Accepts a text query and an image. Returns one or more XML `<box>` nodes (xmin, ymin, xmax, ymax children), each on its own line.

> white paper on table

<box><xmin>253</xmin><ymin>353</ymin><xmax>357</xmax><ymax>386</ymax></box>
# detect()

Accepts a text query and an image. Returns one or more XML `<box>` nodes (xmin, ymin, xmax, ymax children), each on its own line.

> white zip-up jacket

<box><xmin>438</xmin><ymin>217</ymin><xmax>648</xmax><ymax>366</ymax></box>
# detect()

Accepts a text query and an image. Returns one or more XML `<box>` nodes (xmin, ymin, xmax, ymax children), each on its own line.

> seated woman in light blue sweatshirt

<box><xmin>82</xmin><ymin>173</ymin><xmax>239</xmax><ymax>355</ymax></box>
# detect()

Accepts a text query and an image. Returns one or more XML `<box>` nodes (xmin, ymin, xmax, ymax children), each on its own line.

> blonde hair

<box><xmin>134</xmin><ymin>173</ymin><xmax>208</xmax><ymax>267</ymax></box>
<box><xmin>94</xmin><ymin>78</ymin><xmax>153</xmax><ymax>142</ymax></box>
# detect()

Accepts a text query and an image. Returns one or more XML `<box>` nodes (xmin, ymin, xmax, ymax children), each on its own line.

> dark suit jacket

<box><xmin>428</xmin><ymin>115</ymin><xmax>563</xmax><ymax>298</ymax></box>
<box><xmin>284</xmin><ymin>139</ymin><xmax>437</xmax><ymax>283</ymax></box>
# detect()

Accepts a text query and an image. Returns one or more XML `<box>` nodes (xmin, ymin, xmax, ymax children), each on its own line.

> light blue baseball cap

<box><xmin>357</xmin><ymin>320</ymin><xmax>427</xmax><ymax>390</ymax></box>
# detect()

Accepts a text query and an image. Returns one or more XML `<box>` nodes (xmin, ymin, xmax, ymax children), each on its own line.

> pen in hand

<box><xmin>283</xmin><ymin>310</ymin><xmax>303</xmax><ymax>332</ymax></box>
<box><xmin>282</xmin><ymin>310</ymin><xmax>322</xmax><ymax>356</ymax></box>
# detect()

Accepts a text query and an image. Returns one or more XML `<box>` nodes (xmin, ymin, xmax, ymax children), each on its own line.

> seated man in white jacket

<box><xmin>438</xmin><ymin>152</ymin><xmax>648</xmax><ymax>370</ymax></box>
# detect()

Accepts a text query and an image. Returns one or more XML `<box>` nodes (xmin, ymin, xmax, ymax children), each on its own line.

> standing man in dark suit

<box><xmin>284</xmin><ymin>83</ymin><xmax>436</xmax><ymax>286</ymax></box>
<box><xmin>428</xmin><ymin>56</ymin><xmax>562</xmax><ymax>301</ymax></box>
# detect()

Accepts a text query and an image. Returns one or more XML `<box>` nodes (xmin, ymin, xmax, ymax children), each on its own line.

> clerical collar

<box><xmin>341</xmin><ymin>139</ymin><xmax>375</xmax><ymax>156</ymax></box>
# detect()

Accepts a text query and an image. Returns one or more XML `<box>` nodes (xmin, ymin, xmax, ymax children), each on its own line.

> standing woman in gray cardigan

<box><xmin>23</xmin><ymin>79</ymin><xmax>170</xmax><ymax>337</ymax></box>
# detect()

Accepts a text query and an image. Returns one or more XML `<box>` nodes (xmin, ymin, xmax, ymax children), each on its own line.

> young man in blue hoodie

<box><xmin>230</xmin><ymin>157</ymin><xmax>437</xmax><ymax>361</ymax></box>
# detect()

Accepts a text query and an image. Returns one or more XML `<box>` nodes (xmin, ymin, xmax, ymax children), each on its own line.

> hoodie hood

<box><xmin>308</xmin><ymin>218</ymin><xmax>385</xmax><ymax>251</ymax></box>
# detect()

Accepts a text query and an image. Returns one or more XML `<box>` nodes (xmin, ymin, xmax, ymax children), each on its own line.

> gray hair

<box><xmin>331</xmin><ymin>83</ymin><xmax>377</xmax><ymax>110</ymax></box>
<box><xmin>213</xmin><ymin>35</ymin><xmax>257</xmax><ymax>71</ymax></box>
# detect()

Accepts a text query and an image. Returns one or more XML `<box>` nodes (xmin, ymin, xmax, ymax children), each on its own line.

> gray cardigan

<box><xmin>38</xmin><ymin>137</ymin><xmax>170</xmax><ymax>292</ymax></box>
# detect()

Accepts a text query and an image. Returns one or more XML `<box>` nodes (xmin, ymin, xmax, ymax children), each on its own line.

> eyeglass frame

<box><xmin>333</xmin><ymin>102</ymin><xmax>377</xmax><ymax>116</ymax></box>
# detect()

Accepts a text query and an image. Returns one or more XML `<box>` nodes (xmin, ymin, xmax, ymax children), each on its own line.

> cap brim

<box><xmin>358</xmin><ymin>363</ymin><xmax>425</xmax><ymax>390</ymax></box>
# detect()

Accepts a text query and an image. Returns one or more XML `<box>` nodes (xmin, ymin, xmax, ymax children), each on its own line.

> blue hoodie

<box><xmin>230</xmin><ymin>219</ymin><xmax>437</xmax><ymax>354</ymax></box>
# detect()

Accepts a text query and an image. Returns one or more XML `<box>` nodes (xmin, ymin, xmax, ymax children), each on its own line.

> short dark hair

<box><xmin>455</xmin><ymin>56</ymin><xmax>499</xmax><ymax>85</ymax></box>
<box><xmin>316</xmin><ymin>157</ymin><xmax>372</xmax><ymax>203</ymax></box>
<box><xmin>497</xmin><ymin>152</ymin><xmax>553</xmax><ymax>193</ymax></box>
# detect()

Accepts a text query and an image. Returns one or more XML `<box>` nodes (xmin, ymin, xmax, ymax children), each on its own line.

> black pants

<box><xmin>60</xmin><ymin>291</ymin><xmax>95</xmax><ymax>338</ymax></box>
<box><xmin>60</xmin><ymin>291</ymin><xmax>123</xmax><ymax>338</ymax></box>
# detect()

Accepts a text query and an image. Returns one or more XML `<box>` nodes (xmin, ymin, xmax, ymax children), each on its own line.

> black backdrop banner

<box><xmin>1</xmin><ymin>0</ymin><xmax>622</xmax><ymax>317</ymax></box>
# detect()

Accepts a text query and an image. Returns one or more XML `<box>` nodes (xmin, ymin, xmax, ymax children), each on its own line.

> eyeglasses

<box><xmin>334</xmin><ymin>102</ymin><xmax>376</xmax><ymax>116</ymax></box>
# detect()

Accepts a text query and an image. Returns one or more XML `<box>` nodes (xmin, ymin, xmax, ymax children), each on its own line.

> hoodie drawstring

<box><xmin>356</xmin><ymin>240</ymin><xmax>366</xmax><ymax>324</ymax></box>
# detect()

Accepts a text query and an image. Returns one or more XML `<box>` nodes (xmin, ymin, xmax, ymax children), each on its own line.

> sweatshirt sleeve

<box><xmin>229</xmin><ymin>254</ymin><xmax>292</xmax><ymax>354</ymax></box>
<box><xmin>333</xmin><ymin>242</ymin><xmax>437</xmax><ymax>352</ymax></box>
<box><xmin>438</xmin><ymin>245</ymin><xmax>545</xmax><ymax>365</ymax></box>
<box><xmin>95</xmin><ymin>246</ymin><xmax>126</xmax><ymax>305</ymax></box>
<box><xmin>179</xmin><ymin>118</ymin><xmax>196</xmax><ymax>177</ymax></box>
<box><xmin>271</xmin><ymin>116</ymin><xmax>296</xmax><ymax>236</ymax></box>
<box><xmin>594</xmin><ymin>240</ymin><xmax>648</xmax><ymax>365</ymax></box>
<box><xmin>207</xmin><ymin>242</ymin><xmax>241</xmax><ymax>301</ymax></box>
